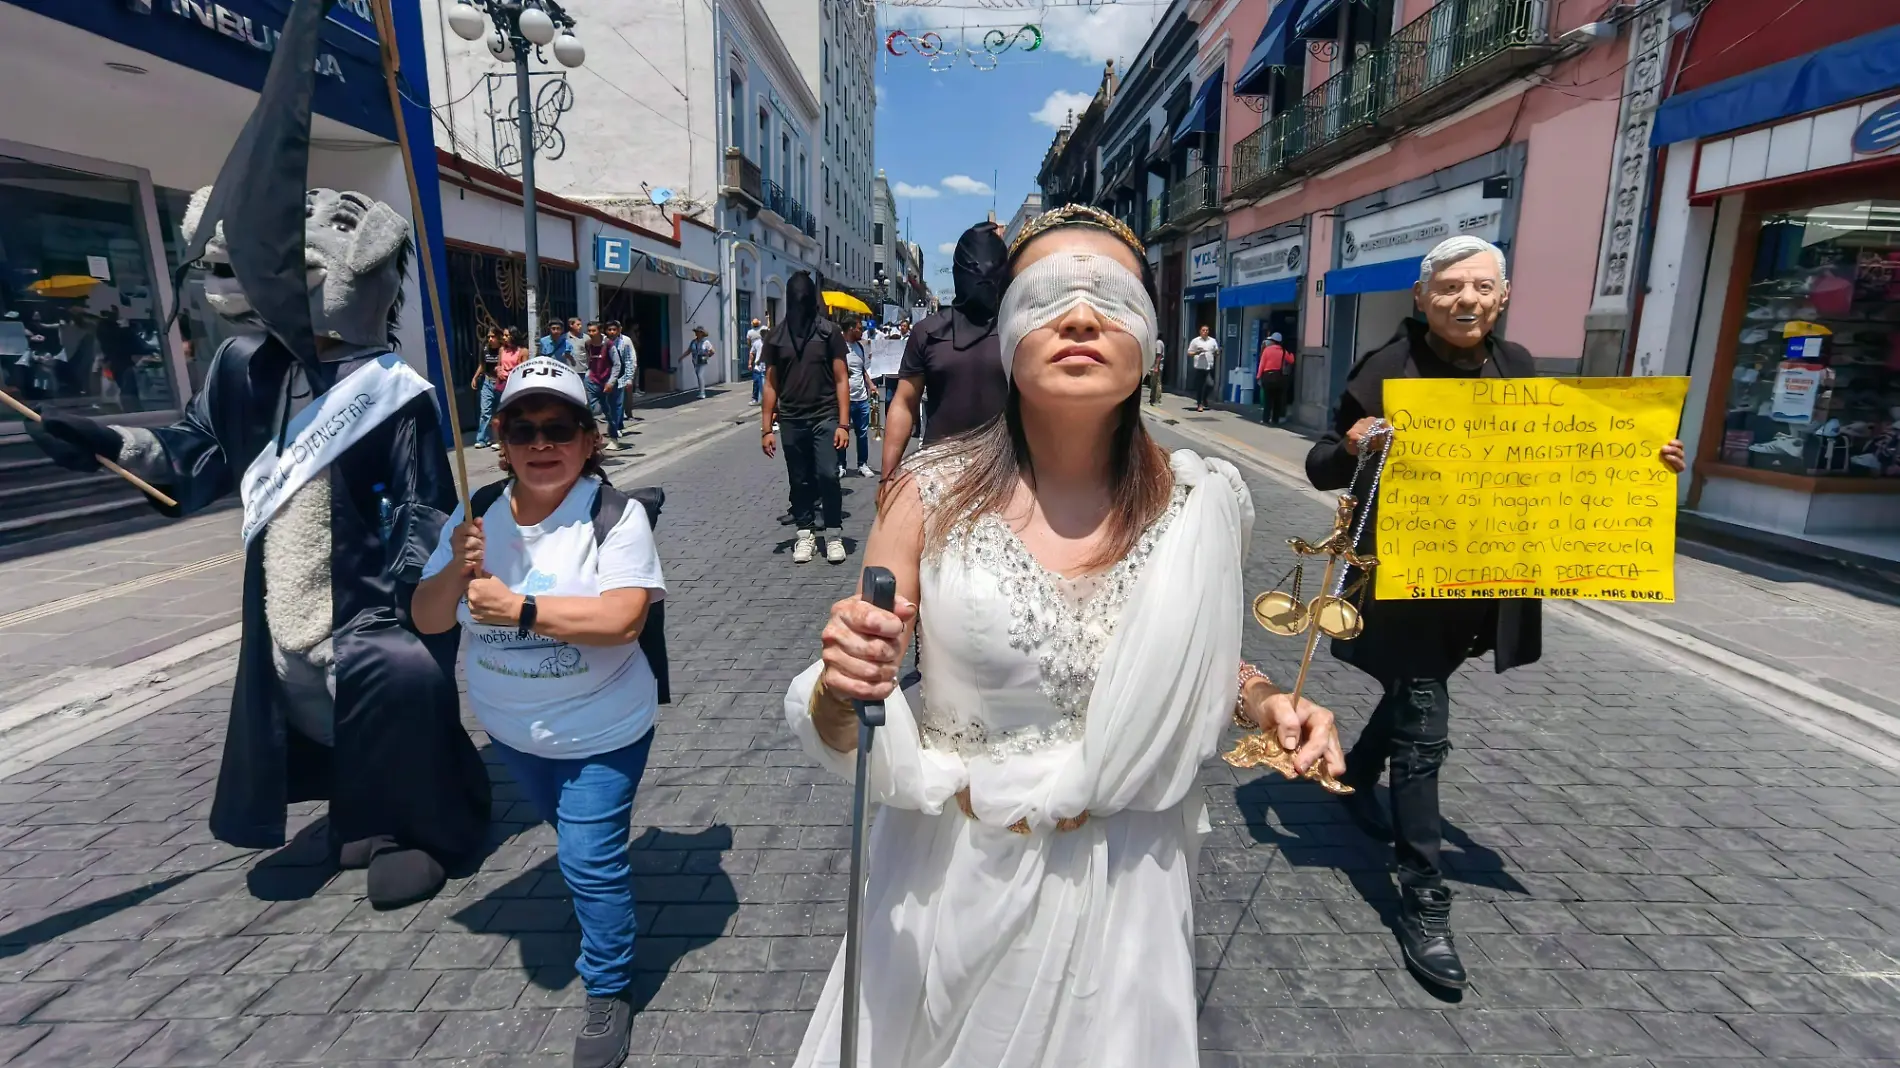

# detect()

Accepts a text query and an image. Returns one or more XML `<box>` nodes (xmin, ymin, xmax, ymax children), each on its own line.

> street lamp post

<box><xmin>447</xmin><ymin>0</ymin><xmax>584</xmax><ymax>344</ymax></box>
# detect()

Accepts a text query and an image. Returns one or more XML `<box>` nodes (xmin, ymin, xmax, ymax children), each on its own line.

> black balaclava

<box><xmin>785</xmin><ymin>270</ymin><xmax>821</xmax><ymax>349</ymax></box>
<box><xmin>950</xmin><ymin>223</ymin><xmax>1008</xmax><ymax>349</ymax></box>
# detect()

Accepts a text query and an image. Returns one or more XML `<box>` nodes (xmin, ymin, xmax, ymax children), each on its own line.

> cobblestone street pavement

<box><xmin>1</xmin><ymin>424</ymin><xmax>1898</xmax><ymax>1067</ymax></box>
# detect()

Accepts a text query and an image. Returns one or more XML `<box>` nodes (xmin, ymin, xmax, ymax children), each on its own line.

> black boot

<box><xmin>1337</xmin><ymin>782</ymin><xmax>1393</xmax><ymax>843</ymax></box>
<box><xmin>1396</xmin><ymin>884</ymin><xmax>1467</xmax><ymax>990</ymax></box>
<box><xmin>365</xmin><ymin>848</ymin><xmax>447</xmax><ymax>909</ymax></box>
<box><xmin>573</xmin><ymin>991</ymin><xmax>633</xmax><ymax>1068</ymax></box>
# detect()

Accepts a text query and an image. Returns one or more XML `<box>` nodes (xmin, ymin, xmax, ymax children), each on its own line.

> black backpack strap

<box><xmin>589</xmin><ymin>482</ymin><xmax>671</xmax><ymax>705</ymax></box>
<box><xmin>470</xmin><ymin>479</ymin><xmax>509</xmax><ymax>521</ymax></box>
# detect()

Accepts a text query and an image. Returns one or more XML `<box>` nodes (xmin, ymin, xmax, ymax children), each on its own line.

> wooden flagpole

<box><xmin>368</xmin><ymin>0</ymin><xmax>473</xmax><ymax>516</ymax></box>
<box><xmin>0</xmin><ymin>389</ymin><xmax>179</xmax><ymax>509</ymax></box>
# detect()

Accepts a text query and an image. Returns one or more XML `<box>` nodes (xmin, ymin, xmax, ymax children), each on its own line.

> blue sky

<box><xmin>872</xmin><ymin>3</ymin><xmax>1165</xmax><ymax>297</ymax></box>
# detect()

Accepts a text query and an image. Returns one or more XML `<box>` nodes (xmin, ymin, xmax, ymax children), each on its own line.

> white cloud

<box><xmin>892</xmin><ymin>181</ymin><xmax>940</xmax><ymax>199</ymax></box>
<box><xmin>1037</xmin><ymin>4</ymin><xmax>1166</xmax><ymax>65</ymax></box>
<box><xmin>937</xmin><ymin>242</ymin><xmax>957</xmax><ymax>256</ymax></box>
<box><xmin>940</xmin><ymin>174</ymin><xmax>994</xmax><ymax>197</ymax></box>
<box><xmin>875</xmin><ymin>84</ymin><xmax>887</xmax><ymax>109</ymax></box>
<box><xmin>1031</xmin><ymin>90</ymin><xmax>1095</xmax><ymax>131</ymax></box>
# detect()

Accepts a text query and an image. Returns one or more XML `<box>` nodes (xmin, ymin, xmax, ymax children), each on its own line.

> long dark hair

<box><xmin>906</xmin><ymin>223</ymin><xmax>1173</xmax><ymax>570</ymax></box>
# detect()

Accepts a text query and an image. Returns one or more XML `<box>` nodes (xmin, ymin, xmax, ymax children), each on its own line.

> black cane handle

<box><xmin>857</xmin><ymin>566</ymin><xmax>896</xmax><ymax>728</ymax></box>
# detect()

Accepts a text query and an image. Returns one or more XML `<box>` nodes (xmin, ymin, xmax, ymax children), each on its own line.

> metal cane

<box><xmin>841</xmin><ymin>565</ymin><xmax>896</xmax><ymax>1068</ymax></box>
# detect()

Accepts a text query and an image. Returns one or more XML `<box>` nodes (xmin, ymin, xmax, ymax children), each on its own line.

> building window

<box><xmin>728</xmin><ymin>74</ymin><xmax>745</xmax><ymax>152</ymax></box>
<box><xmin>758</xmin><ymin>107</ymin><xmax>770</xmax><ymax>175</ymax></box>
<box><xmin>874</xmin><ymin>222</ymin><xmax>884</xmax><ymax>246</ymax></box>
<box><xmin>1714</xmin><ymin>199</ymin><xmax>1900</xmax><ymax>480</ymax></box>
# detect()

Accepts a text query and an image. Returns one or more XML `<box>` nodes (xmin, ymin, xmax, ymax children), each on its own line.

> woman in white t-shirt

<box><xmin>413</xmin><ymin>356</ymin><xmax>665</xmax><ymax>1068</ymax></box>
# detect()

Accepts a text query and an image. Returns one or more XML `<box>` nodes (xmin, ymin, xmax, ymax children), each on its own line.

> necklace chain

<box><xmin>1333</xmin><ymin>420</ymin><xmax>1393</xmax><ymax>597</ymax></box>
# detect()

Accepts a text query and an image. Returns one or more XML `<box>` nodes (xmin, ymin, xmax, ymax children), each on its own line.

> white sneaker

<box><xmin>837</xmin><ymin>465</ymin><xmax>847</xmax><ymax>478</ymax></box>
<box><xmin>857</xmin><ymin>464</ymin><xmax>875</xmax><ymax>479</ymax></box>
<box><xmin>1851</xmin><ymin>452</ymin><xmax>1880</xmax><ymax>469</ymax></box>
<box><xmin>792</xmin><ymin>529</ymin><xmax>816</xmax><ymax>564</ymax></box>
<box><xmin>1746</xmin><ymin>304</ymin><xmax>1779</xmax><ymax>321</ymax></box>
<box><xmin>825</xmin><ymin>533</ymin><xmax>847</xmax><ymax>564</ymax></box>
<box><xmin>1747</xmin><ymin>433</ymin><xmax>1804</xmax><ymax>457</ymax></box>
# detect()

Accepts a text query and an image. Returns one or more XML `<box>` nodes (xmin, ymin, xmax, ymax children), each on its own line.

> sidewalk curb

<box><xmin>1151</xmin><ymin>411</ymin><xmax>1900</xmax><ymax>770</ymax></box>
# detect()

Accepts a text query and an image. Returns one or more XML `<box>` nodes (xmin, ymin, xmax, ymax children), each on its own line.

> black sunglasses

<box><xmin>502</xmin><ymin>419</ymin><xmax>582</xmax><ymax>447</ymax></box>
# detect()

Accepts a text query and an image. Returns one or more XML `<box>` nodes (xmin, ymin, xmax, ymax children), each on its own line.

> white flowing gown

<box><xmin>786</xmin><ymin>449</ymin><xmax>1254</xmax><ymax>1068</ymax></box>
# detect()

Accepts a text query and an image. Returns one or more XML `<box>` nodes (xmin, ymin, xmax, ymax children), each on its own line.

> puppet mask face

<box><xmin>181</xmin><ymin>185</ymin><xmax>410</xmax><ymax>347</ymax></box>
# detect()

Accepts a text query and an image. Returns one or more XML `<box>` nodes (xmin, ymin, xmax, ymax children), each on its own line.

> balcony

<box><xmin>1282</xmin><ymin>57</ymin><xmax>1385</xmax><ymax>175</ymax></box>
<box><xmin>723</xmin><ymin>149</ymin><xmax>762</xmax><ymax>209</ymax></box>
<box><xmin>1381</xmin><ymin>0</ymin><xmax>1557</xmax><ymax>129</ymax></box>
<box><xmin>1167</xmin><ymin>166</ymin><xmax>1225</xmax><ymax>230</ymax></box>
<box><xmin>761</xmin><ymin>179</ymin><xmax>818</xmax><ymax>239</ymax></box>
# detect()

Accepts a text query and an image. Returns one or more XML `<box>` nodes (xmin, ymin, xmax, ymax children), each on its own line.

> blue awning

<box><xmin>1295</xmin><ymin>0</ymin><xmax>1342</xmax><ymax>40</ymax></box>
<box><xmin>1219</xmin><ymin>277</ymin><xmax>1300</xmax><ymax>308</ymax></box>
<box><xmin>1172</xmin><ymin>72</ymin><xmax>1224</xmax><ymax>147</ymax></box>
<box><xmin>1325</xmin><ymin>256</ymin><xmax>1422</xmax><ymax>296</ymax></box>
<box><xmin>1234</xmin><ymin>0</ymin><xmax>1311</xmax><ymax>96</ymax></box>
<box><xmin>1651</xmin><ymin>23</ymin><xmax>1900</xmax><ymax>147</ymax></box>
<box><xmin>1184</xmin><ymin>284</ymin><xmax>1221</xmax><ymax>302</ymax></box>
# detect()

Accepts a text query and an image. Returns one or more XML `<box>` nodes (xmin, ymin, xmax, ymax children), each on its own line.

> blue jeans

<box><xmin>838</xmin><ymin>398</ymin><xmax>871</xmax><ymax>469</ymax></box>
<box><xmin>602</xmin><ymin>384</ymin><xmax>625</xmax><ymax>437</ymax></box>
<box><xmin>492</xmin><ymin>730</ymin><xmax>655</xmax><ymax>996</ymax></box>
<box><xmin>474</xmin><ymin>377</ymin><xmax>498</xmax><ymax>446</ymax></box>
<box><xmin>751</xmin><ymin>368</ymin><xmax>765</xmax><ymax>403</ymax></box>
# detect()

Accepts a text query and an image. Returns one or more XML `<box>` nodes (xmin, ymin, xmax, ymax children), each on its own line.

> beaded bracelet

<box><xmin>1235</xmin><ymin>662</ymin><xmax>1270</xmax><ymax>729</ymax></box>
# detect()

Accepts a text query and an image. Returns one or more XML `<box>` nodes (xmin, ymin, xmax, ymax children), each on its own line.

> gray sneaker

<box><xmin>573</xmin><ymin>992</ymin><xmax>632</xmax><ymax>1068</ymax></box>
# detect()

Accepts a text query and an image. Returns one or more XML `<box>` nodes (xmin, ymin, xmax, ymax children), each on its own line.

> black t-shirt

<box><xmin>768</xmin><ymin>320</ymin><xmax>847</xmax><ymax>422</ymax></box>
<box><xmin>900</xmin><ymin>309</ymin><xmax>1009</xmax><ymax>444</ymax></box>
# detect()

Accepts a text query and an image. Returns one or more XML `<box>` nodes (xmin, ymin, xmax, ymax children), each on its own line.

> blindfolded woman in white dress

<box><xmin>786</xmin><ymin>205</ymin><xmax>1346</xmax><ymax>1067</ymax></box>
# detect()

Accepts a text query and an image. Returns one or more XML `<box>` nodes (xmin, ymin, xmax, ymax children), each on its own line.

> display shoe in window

<box><xmin>1748</xmin><ymin>433</ymin><xmax>1805</xmax><ymax>457</ymax></box>
<box><xmin>1740</xmin><ymin>327</ymin><xmax>1770</xmax><ymax>344</ymax></box>
<box><xmin>1747</xmin><ymin>303</ymin><xmax>1781</xmax><ymax>321</ymax></box>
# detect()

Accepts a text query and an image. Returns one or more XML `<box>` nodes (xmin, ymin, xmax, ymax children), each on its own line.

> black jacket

<box><xmin>1306</xmin><ymin>318</ymin><xmax>1543</xmax><ymax>682</ymax></box>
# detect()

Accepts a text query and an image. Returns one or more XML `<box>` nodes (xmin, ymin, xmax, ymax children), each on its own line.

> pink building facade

<box><xmin>1187</xmin><ymin>0</ymin><xmax>1644</xmax><ymax>428</ymax></box>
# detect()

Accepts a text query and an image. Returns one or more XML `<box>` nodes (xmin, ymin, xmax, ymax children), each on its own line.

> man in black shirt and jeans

<box><xmin>761</xmin><ymin>272</ymin><xmax>851</xmax><ymax>565</ymax></box>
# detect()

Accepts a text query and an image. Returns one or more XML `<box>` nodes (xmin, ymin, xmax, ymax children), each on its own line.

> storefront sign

<box><xmin>147</xmin><ymin>0</ymin><xmax>360</xmax><ymax>79</ymax></box>
<box><xmin>1770</xmin><ymin>365</ymin><xmax>1823</xmax><ymax>422</ymax></box>
<box><xmin>1189</xmin><ymin>241</ymin><xmax>1222</xmax><ymax>289</ymax></box>
<box><xmin>593</xmin><ymin>236</ymin><xmax>719</xmax><ymax>284</ymax></box>
<box><xmin>1374</xmin><ymin>376</ymin><xmax>1690</xmax><ymax>603</ymax></box>
<box><xmin>1230</xmin><ymin>236</ymin><xmax>1304</xmax><ymax>286</ymax></box>
<box><xmin>1853</xmin><ymin>99</ymin><xmax>1900</xmax><ymax>157</ymax></box>
<box><xmin>1340</xmin><ymin>181</ymin><xmax>1503</xmax><ymax>265</ymax></box>
<box><xmin>1697</xmin><ymin>92</ymin><xmax>1900</xmax><ymax>197</ymax></box>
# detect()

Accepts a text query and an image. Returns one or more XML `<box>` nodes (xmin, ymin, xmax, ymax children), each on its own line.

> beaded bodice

<box><xmin>911</xmin><ymin>452</ymin><xmax>1187</xmax><ymax>761</ymax></box>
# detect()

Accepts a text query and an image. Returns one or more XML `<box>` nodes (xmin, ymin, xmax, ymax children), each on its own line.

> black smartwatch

<box><xmin>516</xmin><ymin>594</ymin><xmax>538</xmax><ymax>638</ymax></box>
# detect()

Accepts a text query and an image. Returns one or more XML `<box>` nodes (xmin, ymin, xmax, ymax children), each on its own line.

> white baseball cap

<box><xmin>498</xmin><ymin>356</ymin><xmax>588</xmax><ymax>412</ymax></box>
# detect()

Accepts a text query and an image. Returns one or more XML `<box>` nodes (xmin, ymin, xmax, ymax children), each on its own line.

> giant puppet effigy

<box><xmin>25</xmin><ymin>0</ymin><xmax>488</xmax><ymax>908</ymax></box>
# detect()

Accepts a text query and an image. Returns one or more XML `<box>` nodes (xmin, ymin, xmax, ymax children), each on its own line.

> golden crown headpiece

<box><xmin>1007</xmin><ymin>203</ymin><xmax>1146</xmax><ymax>262</ymax></box>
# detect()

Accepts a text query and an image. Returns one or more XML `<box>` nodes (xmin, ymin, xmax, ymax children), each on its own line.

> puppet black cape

<box><xmin>148</xmin><ymin>334</ymin><xmax>490</xmax><ymax>861</ymax></box>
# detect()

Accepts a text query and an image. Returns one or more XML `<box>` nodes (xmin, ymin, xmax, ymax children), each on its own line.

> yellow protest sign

<box><xmin>1374</xmin><ymin>376</ymin><xmax>1689</xmax><ymax>603</ymax></box>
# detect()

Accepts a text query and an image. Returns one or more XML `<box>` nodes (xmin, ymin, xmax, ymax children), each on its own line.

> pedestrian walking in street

<box><xmin>1188</xmin><ymin>324</ymin><xmax>1219</xmax><ymax>411</ymax></box>
<box><xmin>584</xmin><ymin>321</ymin><xmax>629</xmax><ymax>450</ymax></box>
<box><xmin>606</xmin><ymin>320</ymin><xmax>635</xmax><ymax>439</ymax></box>
<box><xmin>470</xmin><ymin>327</ymin><xmax>504</xmax><ymax>448</ymax></box>
<box><xmin>413</xmin><ymin>356</ymin><xmax>668</xmax><ymax>1068</ymax></box>
<box><xmin>786</xmin><ymin>203</ymin><xmax>1344</xmax><ymax>1068</ymax></box>
<box><xmin>837</xmin><ymin>318</ymin><xmax>876</xmax><ymax>479</ymax></box>
<box><xmin>748</xmin><ymin>329</ymin><xmax>766</xmax><ymax>405</ymax></box>
<box><xmin>686</xmin><ymin>325</ymin><xmax>714</xmax><ymax>400</ymax></box>
<box><xmin>1308</xmin><ymin>235</ymin><xmax>1688</xmax><ymax>992</ymax></box>
<box><xmin>540</xmin><ymin>318</ymin><xmax>581</xmax><ymax>369</ymax></box>
<box><xmin>880</xmin><ymin>222</ymin><xmax>1011</xmax><ymax>478</ymax></box>
<box><xmin>1255</xmin><ymin>330</ymin><xmax>1293</xmax><ymax>424</ymax></box>
<box><xmin>1146</xmin><ymin>334</ymin><xmax>1165</xmax><ymax>405</ymax></box>
<box><xmin>761</xmin><ymin>272</ymin><xmax>851</xmax><ymax>565</ymax></box>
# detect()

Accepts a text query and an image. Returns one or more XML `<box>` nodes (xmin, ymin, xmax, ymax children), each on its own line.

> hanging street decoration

<box><xmin>883</xmin><ymin>24</ymin><xmax>1041</xmax><ymax>70</ymax></box>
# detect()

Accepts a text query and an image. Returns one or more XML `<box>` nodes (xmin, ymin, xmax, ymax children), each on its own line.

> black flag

<box><xmin>183</xmin><ymin>0</ymin><xmax>334</xmax><ymax>372</ymax></box>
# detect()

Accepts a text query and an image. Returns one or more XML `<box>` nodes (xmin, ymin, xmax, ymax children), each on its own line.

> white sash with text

<box><xmin>239</xmin><ymin>353</ymin><xmax>432</xmax><ymax>545</ymax></box>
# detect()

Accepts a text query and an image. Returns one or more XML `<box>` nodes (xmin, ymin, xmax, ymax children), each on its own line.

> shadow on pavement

<box><xmin>455</xmin><ymin>822</ymin><xmax>739</xmax><ymax>1011</ymax></box>
<box><xmin>0</xmin><ymin>872</ymin><xmax>198</xmax><ymax>955</ymax></box>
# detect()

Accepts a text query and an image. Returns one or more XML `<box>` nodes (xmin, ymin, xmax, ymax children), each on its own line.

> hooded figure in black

<box><xmin>879</xmin><ymin>222</ymin><xmax>1011</xmax><ymax>475</ymax></box>
<box><xmin>24</xmin><ymin>0</ymin><xmax>488</xmax><ymax>909</ymax></box>
<box><xmin>760</xmin><ymin>270</ymin><xmax>850</xmax><ymax>562</ymax></box>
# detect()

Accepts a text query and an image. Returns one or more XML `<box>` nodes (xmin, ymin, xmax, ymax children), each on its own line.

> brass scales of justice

<box><xmin>1222</xmin><ymin>421</ymin><xmax>1395</xmax><ymax>792</ymax></box>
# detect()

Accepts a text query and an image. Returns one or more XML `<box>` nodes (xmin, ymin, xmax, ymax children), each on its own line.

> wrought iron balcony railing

<box><xmin>1382</xmin><ymin>0</ymin><xmax>1554</xmax><ymax>126</ymax></box>
<box><xmin>1168</xmin><ymin>165</ymin><xmax>1225</xmax><ymax>224</ymax></box>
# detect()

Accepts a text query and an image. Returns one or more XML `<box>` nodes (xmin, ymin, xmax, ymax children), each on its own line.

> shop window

<box><xmin>0</xmin><ymin>155</ymin><xmax>179</xmax><ymax>419</ymax></box>
<box><xmin>1717</xmin><ymin>200</ymin><xmax>1900</xmax><ymax>478</ymax></box>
